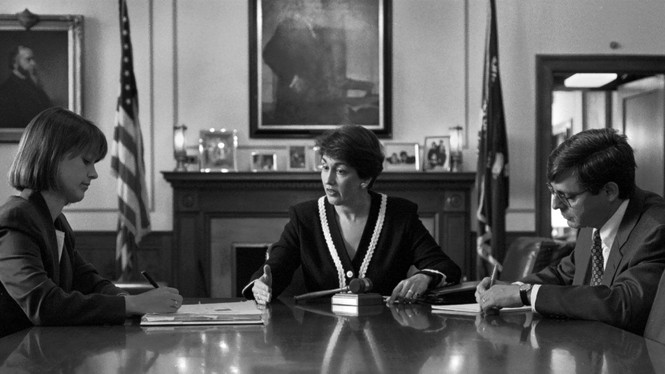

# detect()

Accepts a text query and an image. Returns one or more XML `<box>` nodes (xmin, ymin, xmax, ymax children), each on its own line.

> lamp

<box><xmin>173</xmin><ymin>124</ymin><xmax>188</xmax><ymax>172</ymax></box>
<box><xmin>449</xmin><ymin>125</ymin><xmax>463</xmax><ymax>172</ymax></box>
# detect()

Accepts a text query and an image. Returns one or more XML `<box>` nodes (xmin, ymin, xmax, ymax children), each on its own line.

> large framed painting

<box><xmin>0</xmin><ymin>10</ymin><xmax>83</xmax><ymax>142</ymax></box>
<box><xmin>249</xmin><ymin>0</ymin><xmax>392</xmax><ymax>138</ymax></box>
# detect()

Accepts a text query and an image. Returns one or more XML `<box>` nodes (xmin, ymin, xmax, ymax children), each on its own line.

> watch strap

<box><xmin>520</xmin><ymin>285</ymin><xmax>531</xmax><ymax>306</ymax></box>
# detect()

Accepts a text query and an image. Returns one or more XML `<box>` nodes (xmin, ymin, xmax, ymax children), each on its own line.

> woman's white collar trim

<box><xmin>318</xmin><ymin>193</ymin><xmax>387</xmax><ymax>288</ymax></box>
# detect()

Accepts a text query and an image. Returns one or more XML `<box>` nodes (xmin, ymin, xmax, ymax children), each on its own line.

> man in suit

<box><xmin>476</xmin><ymin>128</ymin><xmax>665</xmax><ymax>335</ymax></box>
<box><xmin>0</xmin><ymin>45</ymin><xmax>52</xmax><ymax>129</ymax></box>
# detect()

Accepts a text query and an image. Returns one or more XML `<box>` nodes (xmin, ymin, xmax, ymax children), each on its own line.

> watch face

<box><xmin>520</xmin><ymin>284</ymin><xmax>531</xmax><ymax>292</ymax></box>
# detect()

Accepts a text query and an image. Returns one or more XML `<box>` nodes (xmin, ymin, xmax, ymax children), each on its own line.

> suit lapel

<box><xmin>603</xmin><ymin>189</ymin><xmax>645</xmax><ymax>285</ymax></box>
<box><xmin>28</xmin><ymin>192</ymin><xmax>60</xmax><ymax>284</ymax></box>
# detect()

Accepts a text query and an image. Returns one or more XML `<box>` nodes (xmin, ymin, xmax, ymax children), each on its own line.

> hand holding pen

<box><xmin>122</xmin><ymin>271</ymin><xmax>184</xmax><ymax>316</ymax></box>
<box><xmin>475</xmin><ymin>264</ymin><xmax>501</xmax><ymax>311</ymax></box>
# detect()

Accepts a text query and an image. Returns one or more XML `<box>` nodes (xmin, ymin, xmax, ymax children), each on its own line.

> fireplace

<box><xmin>232</xmin><ymin>242</ymin><xmax>271</xmax><ymax>297</ymax></box>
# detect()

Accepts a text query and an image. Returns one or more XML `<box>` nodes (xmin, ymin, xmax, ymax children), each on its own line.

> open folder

<box><xmin>140</xmin><ymin>301</ymin><xmax>264</xmax><ymax>326</ymax></box>
<box><xmin>431</xmin><ymin>303</ymin><xmax>532</xmax><ymax>316</ymax></box>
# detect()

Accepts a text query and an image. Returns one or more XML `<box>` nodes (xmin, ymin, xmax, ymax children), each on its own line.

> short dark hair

<box><xmin>547</xmin><ymin>128</ymin><xmax>635</xmax><ymax>199</ymax></box>
<box><xmin>9</xmin><ymin>107</ymin><xmax>108</xmax><ymax>192</ymax></box>
<box><xmin>315</xmin><ymin>125</ymin><xmax>384</xmax><ymax>187</ymax></box>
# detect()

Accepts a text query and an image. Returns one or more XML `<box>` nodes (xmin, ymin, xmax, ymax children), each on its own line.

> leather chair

<box><xmin>500</xmin><ymin>237</ymin><xmax>573</xmax><ymax>282</ymax></box>
<box><xmin>644</xmin><ymin>271</ymin><xmax>665</xmax><ymax>344</ymax></box>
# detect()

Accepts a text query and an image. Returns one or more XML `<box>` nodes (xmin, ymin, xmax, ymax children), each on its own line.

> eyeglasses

<box><xmin>546</xmin><ymin>183</ymin><xmax>588</xmax><ymax>208</ymax></box>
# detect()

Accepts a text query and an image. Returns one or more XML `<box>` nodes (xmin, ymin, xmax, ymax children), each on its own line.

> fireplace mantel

<box><xmin>163</xmin><ymin>171</ymin><xmax>476</xmax><ymax>297</ymax></box>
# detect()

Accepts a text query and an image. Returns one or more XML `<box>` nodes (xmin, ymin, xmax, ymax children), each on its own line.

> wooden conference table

<box><xmin>1</xmin><ymin>298</ymin><xmax>664</xmax><ymax>373</ymax></box>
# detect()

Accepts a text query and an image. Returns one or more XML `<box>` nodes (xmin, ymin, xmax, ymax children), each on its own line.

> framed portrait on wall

<box><xmin>0</xmin><ymin>11</ymin><xmax>83</xmax><ymax>142</ymax></box>
<box><xmin>423</xmin><ymin>136</ymin><xmax>451</xmax><ymax>172</ymax></box>
<box><xmin>249</xmin><ymin>0</ymin><xmax>392</xmax><ymax>138</ymax></box>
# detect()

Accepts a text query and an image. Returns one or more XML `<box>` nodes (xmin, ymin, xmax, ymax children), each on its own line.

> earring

<box><xmin>360</xmin><ymin>183</ymin><xmax>367</xmax><ymax>188</ymax></box>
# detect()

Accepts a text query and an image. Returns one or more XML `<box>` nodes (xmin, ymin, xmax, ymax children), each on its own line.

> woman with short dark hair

<box><xmin>244</xmin><ymin>124</ymin><xmax>461</xmax><ymax>304</ymax></box>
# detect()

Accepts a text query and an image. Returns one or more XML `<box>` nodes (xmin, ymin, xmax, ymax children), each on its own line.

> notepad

<box><xmin>140</xmin><ymin>301</ymin><xmax>264</xmax><ymax>326</ymax></box>
<box><xmin>431</xmin><ymin>303</ymin><xmax>532</xmax><ymax>316</ymax></box>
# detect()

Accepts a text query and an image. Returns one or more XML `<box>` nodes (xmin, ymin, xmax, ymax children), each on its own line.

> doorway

<box><xmin>535</xmin><ymin>55</ymin><xmax>665</xmax><ymax>237</ymax></box>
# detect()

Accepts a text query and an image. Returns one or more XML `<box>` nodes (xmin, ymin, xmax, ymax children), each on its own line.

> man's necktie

<box><xmin>590</xmin><ymin>230</ymin><xmax>604</xmax><ymax>286</ymax></box>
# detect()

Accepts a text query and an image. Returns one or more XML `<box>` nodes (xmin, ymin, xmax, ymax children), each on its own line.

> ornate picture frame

<box><xmin>199</xmin><ymin>129</ymin><xmax>238</xmax><ymax>172</ymax></box>
<box><xmin>0</xmin><ymin>10</ymin><xmax>83</xmax><ymax>142</ymax></box>
<box><xmin>249</xmin><ymin>0</ymin><xmax>392</xmax><ymax>138</ymax></box>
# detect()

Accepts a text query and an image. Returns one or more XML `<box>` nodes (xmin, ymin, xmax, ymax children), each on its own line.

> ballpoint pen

<box><xmin>141</xmin><ymin>271</ymin><xmax>160</xmax><ymax>288</ymax></box>
<box><xmin>489</xmin><ymin>264</ymin><xmax>498</xmax><ymax>288</ymax></box>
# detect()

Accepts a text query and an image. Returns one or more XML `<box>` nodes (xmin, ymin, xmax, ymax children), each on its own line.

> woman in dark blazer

<box><xmin>244</xmin><ymin>125</ymin><xmax>461</xmax><ymax>304</ymax></box>
<box><xmin>0</xmin><ymin>107</ymin><xmax>182</xmax><ymax>336</ymax></box>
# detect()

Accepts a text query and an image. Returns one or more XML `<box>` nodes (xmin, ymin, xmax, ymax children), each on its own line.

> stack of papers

<box><xmin>431</xmin><ymin>303</ymin><xmax>532</xmax><ymax>316</ymax></box>
<box><xmin>141</xmin><ymin>301</ymin><xmax>264</xmax><ymax>326</ymax></box>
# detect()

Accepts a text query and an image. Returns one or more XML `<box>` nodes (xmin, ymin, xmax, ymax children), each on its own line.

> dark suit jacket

<box><xmin>244</xmin><ymin>191</ymin><xmax>461</xmax><ymax>298</ymax></box>
<box><xmin>0</xmin><ymin>192</ymin><xmax>126</xmax><ymax>331</ymax></box>
<box><xmin>522</xmin><ymin>187</ymin><xmax>665</xmax><ymax>334</ymax></box>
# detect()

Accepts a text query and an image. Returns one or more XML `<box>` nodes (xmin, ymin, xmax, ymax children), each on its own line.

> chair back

<box><xmin>500</xmin><ymin>237</ymin><xmax>573</xmax><ymax>282</ymax></box>
<box><xmin>644</xmin><ymin>271</ymin><xmax>665</xmax><ymax>343</ymax></box>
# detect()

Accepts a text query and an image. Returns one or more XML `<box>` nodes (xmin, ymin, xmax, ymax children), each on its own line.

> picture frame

<box><xmin>423</xmin><ymin>136</ymin><xmax>451</xmax><ymax>172</ymax></box>
<box><xmin>251</xmin><ymin>151</ymin><xmax>278</xmax><ymax>172</ymax></box>
<box><xmin>249</xmin><ymin>0</ymin><xmax>392</xmax><ymax>138</ymax></box>
<box><xmin>199</xmin><ymin>129</ymin><xmax>238</xmax><ymax>172</ymax></box>
<box><xmin>308</xmin><ymin>145</ymin><xmax>323</xmax><ymax>171</ymax></box>
<box><xmin>0</xmin><ymin>11</ymin><xmax>83</xmax><ymax>142</ymax></box>
<box><xmin>287</xmin><ymin>145</ymin><xmax>308</xmax><ymax>171</ymax></box>
<box><xmin>383</xmin><ymin>143</ymin><xmax>420</xmax><ymax>172</ymax></box>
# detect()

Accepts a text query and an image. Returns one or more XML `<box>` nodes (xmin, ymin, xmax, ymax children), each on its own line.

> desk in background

<box><xmin>1</xmin><ymin>299</ymin><xmax>664</xmax><ymax>373</ymax></box>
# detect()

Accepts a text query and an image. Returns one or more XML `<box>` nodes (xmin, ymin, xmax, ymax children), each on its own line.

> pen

<box><xmin>141</xmin><ymin>271</ymin><xmax>159</xmax><ymax>288</ymax></box>
<box><xmin>489</xmin><ymin>264</ymin><xmax>498</xmax><ymax>288</ymax></box>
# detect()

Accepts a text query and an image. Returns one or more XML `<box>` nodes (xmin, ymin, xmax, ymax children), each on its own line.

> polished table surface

<box><xmin>1</xmin><ymin>298</ymin><xmax>664</xmax><ymax>373</ymax></box>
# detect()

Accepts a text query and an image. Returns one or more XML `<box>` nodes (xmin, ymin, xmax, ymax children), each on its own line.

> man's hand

<box><xmin>475</xmin><ymin>277</ymin><xmax>522</xmax><ymax>311</ymax></box>
<box><xmin>252</xmin><ymin>265</ymin><xmax>273</xmax><ymax>305</ymax></box>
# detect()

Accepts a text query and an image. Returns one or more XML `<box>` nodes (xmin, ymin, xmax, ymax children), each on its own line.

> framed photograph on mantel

<box><xmin>384</xmin><ymin>143</ymin><xmax>420</xmax><ymax>172</ymax></box>
<box><xmin>249</xmin><ymin>0</ymin><xmax>392</xmax><ymax>138</ymax></box>
<box><xmin>199</xmin><ymin>129</ymin><xmax>238</xmax><ymax>172</ymax></box>
<box><xmin>0</xmin><ymin>10</ymin><xmax>83</xmax><ymax>142</ymax></box>
<box><xmin>423</xmin><ymin>136</ymin><xmax>451</xmax><ymax>172</ymax></box>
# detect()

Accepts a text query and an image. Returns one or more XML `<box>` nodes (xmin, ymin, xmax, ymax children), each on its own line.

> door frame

<box><xmin>535</xmin><ymin>55</ymin><xmax>665</xmax><ymax>237</ymax></box>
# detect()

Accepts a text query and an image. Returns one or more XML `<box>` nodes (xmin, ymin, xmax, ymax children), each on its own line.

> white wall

<box><xmin>0</xmin><ymin>0</ymin><xmax>663</xmax><ymax>233</ymax></box>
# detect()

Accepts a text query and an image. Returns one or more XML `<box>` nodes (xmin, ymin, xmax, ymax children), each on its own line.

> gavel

<box><xmin>294</xmin><ymin>278</ymin><xmax>373</xmax><ymax>302</ymax></box>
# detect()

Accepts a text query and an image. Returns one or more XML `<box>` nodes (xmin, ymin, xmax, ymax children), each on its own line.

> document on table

<box><xmin>431</xmin><ymin>303</ymin><xmax>532</xmax><ymax>316</ymax></box>
<box><xmin>140</xmin><ymin>301</ymin><xmax>264</xmax><ymax>326</ymax></box>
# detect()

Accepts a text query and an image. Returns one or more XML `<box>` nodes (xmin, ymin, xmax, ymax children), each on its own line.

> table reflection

<box><xmin>1</xmin><ymin>300</ymin><xmax>664</xmax><ymax>373</ymax></box>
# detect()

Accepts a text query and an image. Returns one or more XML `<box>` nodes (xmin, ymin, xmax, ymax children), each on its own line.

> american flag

<box><xmin>111</xmin><ymin>0</ymin><xmax>151</xmax><ymax>281</ymax></box>
<box><xmin>476</xmin><ymin>0</ymin><xmax>509</xmax><ymax>278</ymax></box>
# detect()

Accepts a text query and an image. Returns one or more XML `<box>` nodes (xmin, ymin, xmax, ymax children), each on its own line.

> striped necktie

<box><xmin>590</xmin><ymin>230</ymin><xmax>604</xmax><ymax>286</ymax></box>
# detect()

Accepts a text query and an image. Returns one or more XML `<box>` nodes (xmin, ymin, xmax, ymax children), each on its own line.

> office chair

<box><xmin>500</xmin><ymin>237</ymin><xmax>573</xmax><ymax>282</ymax></box>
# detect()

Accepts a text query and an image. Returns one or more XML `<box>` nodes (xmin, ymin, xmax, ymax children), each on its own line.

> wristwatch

<box><xmin>519</xmin><ymin>284</ymin><xmax>532</xmax><ymax>306</ymax></box>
